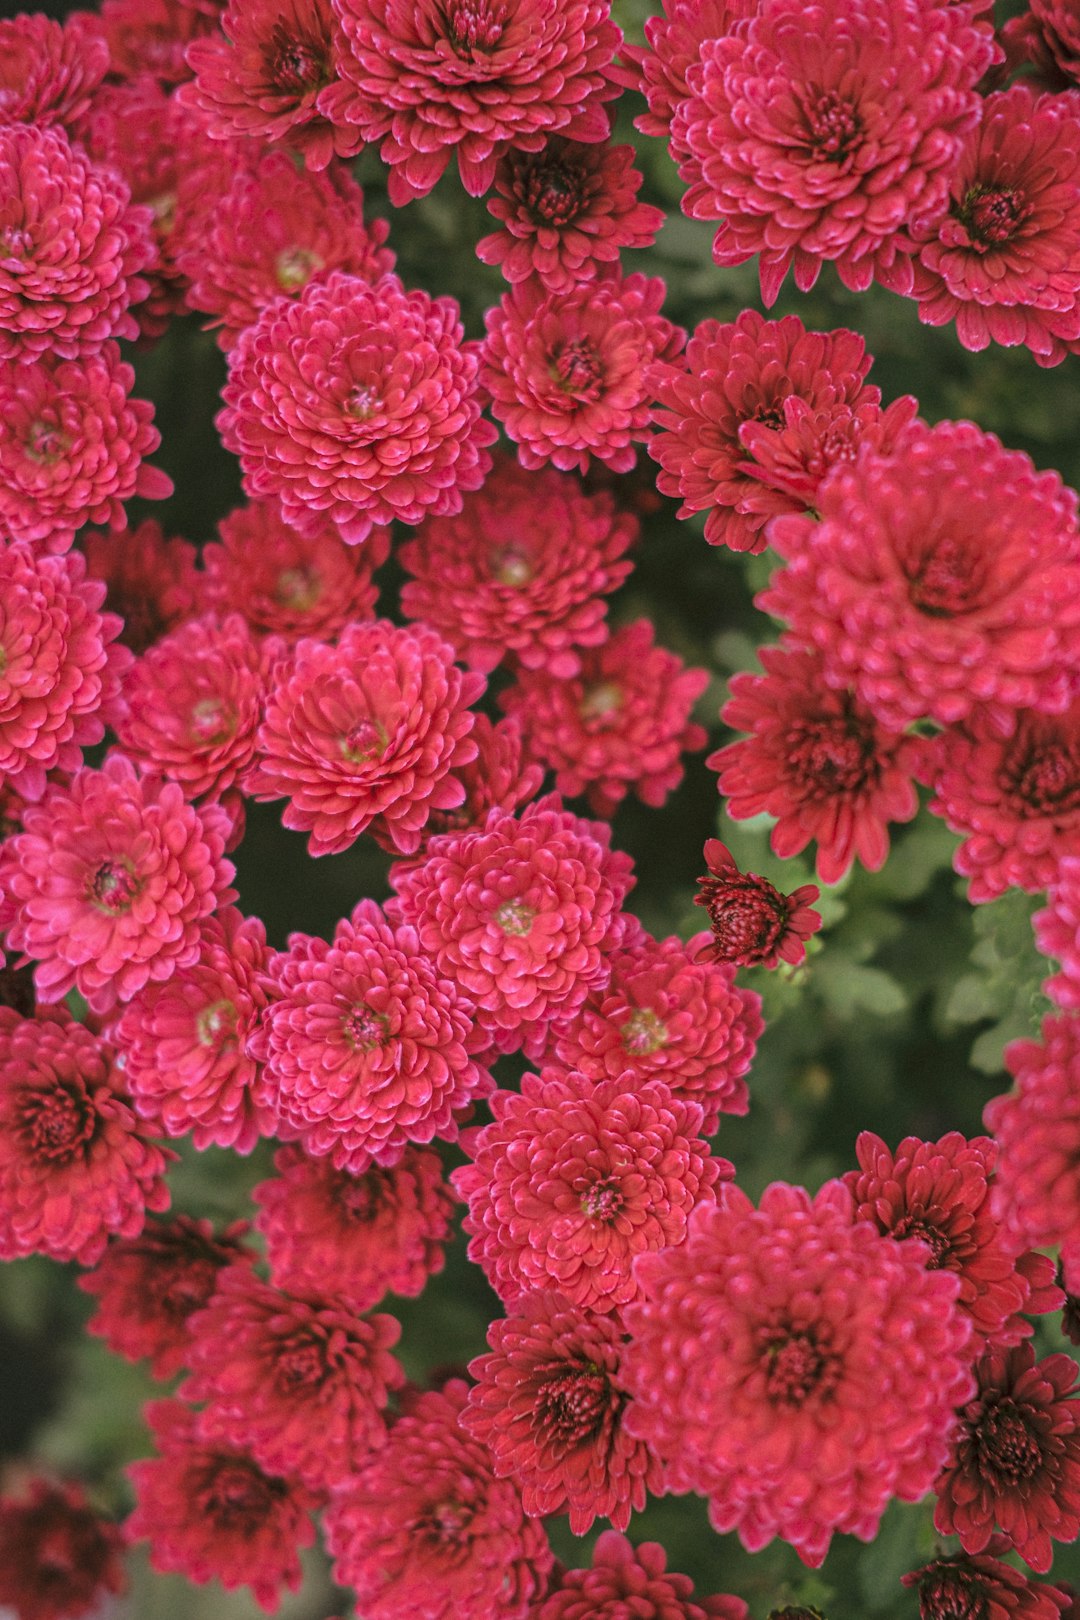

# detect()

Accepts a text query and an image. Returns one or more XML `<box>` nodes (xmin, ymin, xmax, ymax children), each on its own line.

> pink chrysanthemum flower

<box><xmin>735</xmin><ymin>391</ymin><xmax>919</xmax><ymax>521</ymax></box>
<box><xmin>399</xmin><ymin>455</ymin><xmax>637</xmax><ymax>678</ymax></box>
<box><xmin>324</xmin><ymin>1379</ymin><xmax>553</xmax><ymax>1619</ymax></box>
<box><xmin>482</xmin><ymin>273</ymin><xmax>684</xmax><ymax>475</ymax></box>
<box><xmin>453</xmin><ymin>1069</ymin><xmax>725</xmax><ymax>1314</ymax></box>
<box><xmin>0</xmin><ymin>1478</ymin><xmax>125</xmax><ymax>1620</ymax></box>
<box><xmin>250</xmin><ymin>898</ymin><xmax>490</xmax><ymax>1175</ymax></box>
<box><xmin>126</xmin><ymin>1398</ymin><xmax>318</xmax><ymax>1613</ymax></box>
<box><xmin>711</xmin><ymin>643</ymin><xmax>923</xmax><ymax>885</ymax></box>
<box><xmin>331</xmin><ymin>0</ymin><xmax>621</xmax><ymax>202</ymax></box>
<box><xmin>0</xmin><ymin>753</ymin><xmax>236</xmax><ymax>1013</ymax></box>
<box><xmin>533</xmin><ymin>1530</ymin><xmax>748</xmax><ymax>1620</ymax></box>
<box><xmin>253</xmin><ymin>1141</ymin><xmax>456</xmax><ymax>1310</ymax></box>
<box><xmin>0</xmin><ymin>344</ymin><xmax>172</xmax><ymax>553</ymax></box>
<box><xmin>463</xmin><ymin>1292</ymin><xmax>663</xmax><ymax>1533</ymax></box>
<box><xmin>762</xmin><ymin>421</ymin><xmax>1080</xmax><ymax>736</ymax></box>
<box><xmin>391</xmin><ymin>795</ymin><xmax>634</xmax><ymax>1057</ymax></box>
<box><xmin>503</xmin><ymin>619</ymin><xmax>708</xmax><ymax>818</ymax></box>
<box><xmin>97</xmin><ymin>0</ymin><xmax>219</xmax><ymax>85</ymax></box>
<box><xmin>622</xmin><ymin>1180</ymin><xmax>975</xmax><ymax>1567</ymax></box>
<box><xmin>79</xmin><ymin>1215</ymin><xmax>254</xmax><ymax>1380</ymax></box>
<box><xmin>985</xmin><ymin>1013</ymin><xmax>1080</xmax><ymax>1265</ymax></box>
<box><xmin>81</xmin><ymin>519</ymin><xmax>199</xmax><ymax>655</ymax></box>
<box><xmin>250</xmin><ymin>618</ymin><xmax>483</xmax><ymax>857</ymax></box>
<box><xmin>114</xmin><ymin>907</ymin><xmax>274</xmax><ymax>1154</ymax></box>
<box><xmin>674</xmin><ymin>0</ymin><xmax>993</xmax><ymax>304</ymax></box>
<box><xmin>620</xmin><ymin>0</ymin><xmax>755</xmax><ymax>155</ymax></box>
<box><xmin>547</xmin><ymin>923</ymin><xmax>762</xmax><ymax>1136</ymax></box>
<box><xmin>0</xmin><ymin>12</ymin><xmax>108</xmax><ymax>130</ymax></box>
<box><xmin>415</xmin><ymin>714</ymin><xmax>544</xmax><ymax>847</ymax></box>
<box><xmin>694</xmin><ymin>839</ymin><xmax>821</xmax><ymax>969</ymax></box>
<box><xmin>219</xmin><ymin>270</ymin><xmax>494</xmax><ymax>546</ymax></box>
<box><xmin>1035</xmin><ymin>856</ymin><xmax>1080</xmax><ymax>1008</ymax></box>
<box><xmin>0</xmin><ymin>1008</ymin><xmax>172</xmax><ymax>1266</ymax></box>
<box><xmin>903</xmin><ymin>1549</ymin><xmax>1069</xmax><ymax>1620</ymax></box>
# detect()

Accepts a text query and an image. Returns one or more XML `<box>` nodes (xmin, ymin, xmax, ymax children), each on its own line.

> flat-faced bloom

<box><xmin>1035</xmin><ymin>856</ymin><xmax>1080</xmax><ymax>1008</ymax></box>
<box><xmin>985</xmin><ymin>1013</ymin><xmax>1080</xmax><ymax>1265</ymax></box>
<box><xmin>0</xmin><ymin>1479</ymin><xmax>125</xmax><ymax>1620</ymax></box>
<box><xmin>533</xmin><ymin>1531</ymin><xmax>748</xmax><ymax>1620</ymax></box>
<box><xmin>694</xmin><ymin>839</ymin><xmax>821</xmax><ymax>969</ymax></box>
<box><xmin>0</xmin><ymin>12</ymin><xmax>108</xmax><ymax>129</ymax></box>
<box><xmin>82</xmin><ymin>519</ymin><xmax>199</xmax><ymax>654</ymax></box>
<box><xmin>903</xmin><ymin>1549</ymin><xmax>1069</xmax><ymax>1620</ymax></box>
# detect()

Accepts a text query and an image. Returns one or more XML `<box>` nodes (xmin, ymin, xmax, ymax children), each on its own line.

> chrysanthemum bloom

<box><xmin>902</xmin><ymin>1549</ymin><xmax>1070</xmax><ymax>1620</ymax></box>
<box><xmin>0</xmin><ymin>344</ymin><xmax>172</xmax><ymax>553</ymax></box>
<box><xmin>81</xmin><ymin>519</ymin><xmax>199</xmax><ymax>654</ymax></box>
<box><xmin>181</xmin><ymin>151</ymin><xmax>393</xmax><ymax>350</ymax></box>
<box><xmin>200</xmin><ymin>499</ymin><xmax>387</xmax><ymax>644</ymax></box>
<box><xmin>503</xmin><ymin>620</ymin><xmax>708</xmax><ymax>818</ymax></box>
<box><xmin>0</xmin><ymin>11</ymin><xmax>108</xmax><ymax>129</ymax></box>
<box><xmin>391</xmin><ymin>796</ymin><xmax>634</xmax><ymax>1057</ymax></box>
<box><xmin>250</xmin><ymin>619</ymin><xmax>484</xmax><ymax>857</ymax></box>
<box><xmin>619</xmin><ymin>0</ymin><xmax>755</xmax><ymax>155</ymax></box>
<box><xmin>324</xmin><ymin>1379</ymin><xmax>553</xmax><ymax>1619</ymax></box>
<box><xmin>0</xmin><ymin>753</ymin><xmax>236</xmax><ymax>1013</ymax></box>
<box><xmin>533</xmin><ymin>1530</ymin><xmax>747</xmax><ymax>1620</ymax></box>
<box><xmin>985</xmin><ymin>1014</ymin><xmax>1080</xmax><ymax>1262</ymax></box>
<box><xmin>463</xmin><ymin>1292</ymin><xmax>663</xmax><ymax>1533</ymax></box>
<box><xmin>711</xmin><ymin>643</ymin><xmax>922</xmax><ymax>884</ymax></box>
<box><xmin>546</xmin><ymin>923</ymin><xmax>762</xmax><ymax>1136</ymax></box>
<box><xmin>482</xmin><ymin>273</ymin><xmax>684</xmax><ymax>476</ymax></box>
<box><xmin>647</xmin><ymin>312</ymin><xmax>879</xmax><ymax>553</ymax></box>
<box><xmin>250</xmin><ymin>899</ymin><xmax>490</xmax><ymax>1174</ymax></box>
<box><xmin>762</xmin><ymin>421</ymin><xmax>1080</xmax><ymax>736</ymax></box>
<box><xmin>1035</xmin><ymin>856</ymin><xmax>1080</xmax><ymax>1008</ymax></box>
<box><xmin>331</xmin><ymin>0</ymin><xmax>621</xmax><ymax>202</ymax></box>
<box><xmin>1029</xmin><ymin>0</ymin><xmax>1080</xmax><ymax>83</ymax></box>
<box><xmin>0</xmin><ymin>1478</ymin><xmax>125</xmax><ymax>1620</ymax></box>
<box><xmin>126</xmin><ymin>1398</ymin><xmax>318</xmax><ymax>1613</ymax></box>
<box><xmin>0</xmin><ymin>1008</ymin><xmax>172</xmax><ymax>1266</ymax></box>
<box><xmin>910</xmin><ymin>86</ymin><xmax>1080</xmax><ymax>366</ymax></box>
<box><xmin>453</xmin><ymin>1069</ymin><xmax>724</xmax><ymax>1313</ymax></box>
<box><xmin>97</xmin><ymin>0</ymin><xmax>219</xmax><ymax>84</ymax></box>
<box><xmin>415</xmin><ymin>714</ymin><xmax>544</xmax><ymax>850</ymax></box>
<box><xmin>219</xmin><ymin>270</ymin><xmax>494</xmax><ymax>546</ymax></box>
<box><xmin>674</xmin><ymin>0</ymin><xmax>993</xmax><ymax>304</ymax></box>
<box><xmin>694</xmin><ymin>840</ymin><xmax>821</xmax><ymax>969</ymax></box>
<box><xmin>114</xmin><ymin>907</ymin><xmax>274</xmax><ymax>1153</ymax></box>
<box><xmin>622</xmin><ymin>1180</ymin><xmax>975</xmax><ymax>1566</ymax></box>
<box><xmin>253</xmin><ymin>1141</ymin><xmax>456</xmax><ymax>1309</ymax></box>
<box><xmin>399</xmin><ymin>455</ymin><xmax>637</xmax><ymax>678</ymax></box>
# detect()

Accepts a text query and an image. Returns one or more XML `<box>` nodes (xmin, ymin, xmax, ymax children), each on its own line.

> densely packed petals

<box><xmin>0</xmin><ymin>11</ymin><xmax>108</xmax><ymax>129</ymax></box>
<box><xmin>1029</xmin><ymin>0</ymin><xmax>1080</xmax><ymax>84</ymax></box>
<box><xmin>694</xmin><ymin>839</ymin><xmax>822</xmax><ymax>969</ymax></box>
<box><xmin>902</xmin><ymin>1549</ymin><xmax>1069</xmax><ymax>1620</ymax></box>
<box><xmin>81</xmin><ymin>519</ymin><xmax>199</xmax><ymax>654</ymax></box>
<box><xmin>1035</xmin><ymin>856</ymin><xmax>1080</xmax><ymax>1008</ymax></box>
<box><xmin>0</xmin><ymin>1478</ymin><xmax>125</xmax><ymax>1620</ymax></box>
<box><xmin>533</xmin><ymin>1530</ymin><xmax>747</xmax><ymax>1620</ymax></box>
<box><xmin>620</xmin><ymin>0</ymin><xmax>755</xmax><ymax>155</ymax></box>
<box><xmin>97</xmin><ymin>0</ymin><xmax>220</xmax><ymax>84</ymax></box>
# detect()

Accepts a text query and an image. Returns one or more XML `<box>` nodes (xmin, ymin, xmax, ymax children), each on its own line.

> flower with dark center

<box><xmin>694</xmin><ymin>840</ymin><xmax>821</xmax><ymax>969</ymax></box>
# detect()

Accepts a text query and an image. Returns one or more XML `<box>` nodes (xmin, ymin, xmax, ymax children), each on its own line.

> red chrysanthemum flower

<box><xmin>411</xmin><ymin>714</ymin><xmax>544</xmax><ymax>854</ymax></box>
<box><xmin>903</xmin><ymin>1549</ymin><xmax>1069</xmax><ymax>1620</ymax></box>
<box><xmin>0</xmin><ymin>1478</ymin><xmax>125</xmax><ymax>1620</ymax></box>
<box><xmin>694</xmin><ymin>839</ymin><xmax>821</xmax><ymax>969</ymax></box>
<box><xmin>620</xmin><ymin>0</ymin><xmax>755</xmax><ymax>154</ymax></box>
<box><xmin>985</xmin><ymin>1013</ymin><xmax>1080</xmax><ymax>1265</ymax></box>
<box><xmin>399</xmin><ymin>455</ymin><xmax>637</xmax><ymax>678</ymax></box>
<box><xmin>762</xmin><ymin>420</ymin><xmax>1080</xmax><ymax>736</ymax></box>
<box><xmin>1029</xmin><ymin>0</ymin><xmax>1080</xmax><ymax>82</ymax></box>
<box><xmin>0</xmin><ymin>753</ymin><xmax>236</xmax><ymax>1013</ymax></box>
<box><xmin>250</xmin><ymin>618</ymin><xmax>484</xmax><ymax>856</ymax></box>
<box><xmin>0</xmin><ymin>344</ymin><xmax>172</xmax><ymax>553</ymax></box>
<box><xmin>622</xmin><ymin>1180</ymin><xmax>975</xmax><ymax>1567</ymax></box>
<box><xmin>502</xmin><ymin>619</ymin><xmax>708</xmax><ymax>818</ymax></box>
<box><xmin>463</xmin><ymin>1291</ymin><xmax>663</xmax><ymax>1533</ymax></box>
<box><xmin>1035</xmin><ymin>856</ymin><xmax>1080</xmax><ymax>1008</ymax></box>
<box><xmin>674</xmin><ymin>0</ymin><xmax>993</xmax><ymax>304</ymax></box>
<box><xmin>250</xmin><ymin>898</ymin><xmax>490</xmax><ymax>1174</ymax></box>
<box><xmin>391</xmin><ymin>795</ymin><xmax>634</xmax><ymax>1057</ymax></box>
<box><xmin>324</xmin><ymin>1379</ymin><xmax>553</xmax><ymax>1619</ymax></box>
<box><xmin>331</xmin><ymin>0</ymin><xmax>621</xmax><ymax>202</ymax></box>
<box><xmin>97</xmin><ymin>0</ymin><xmax>220</xmax><ymax>85</ymax></box>
<box><xmin>711</xmin><ymin>643</ymin><xmax>923</xmax><ymax>885</ymax></box>
<box><xmin>533</xmin><ymin>1530</ymin><xmax>747</xmax><ymax>1620</ymax></box>
<box><xmin>253</xmin><ymin>1141</ymin><xmax>456</xmax><ymax>1310</ymax></box>
<box><xmin>453</xmin><ymin>1069</ymin><xmax>725</xmax><ymax>1314</ymax></box>
<box><xmin>219</xmin><ymin>269</ymin><xmax>494</xmax><ymax>546</ymax></box>
<box><xmin>0</xmin><ymin>1008</ymin><xmax>172</xmax><ymax>1266</ymax></box>
<box><xmin>126</xmin><ymin>1398</ymin><xmax>318</xmax><ymax>1613</ymax></box>
<box><xmin>81</xmin><ymin>519</ymin><xmax>199</xmax><ymax>655</ymax></box>
<box><xmin>0</xmin><ymin>12</ymin><xmax>108</xmax><ymax>130</ymax></box>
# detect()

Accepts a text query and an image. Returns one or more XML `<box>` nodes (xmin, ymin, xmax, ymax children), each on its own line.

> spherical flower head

<box><xmin>0</xmin><ymin>1008</ymin><xmax>172</xmax><ymax>1266</ymax></box>
<box><xmin>694</xmin><ymin>840</ymin><xmax>821</xmax><ymax>969</ymax></box>
<box><xmin>0</xmin><ymin>1478</ymin><xmax>125</xmax><ymax>1620</ymax></box>
<box><xmin>324</xmin><ymin>1378</ymin><xmax>553</xmax><ymax>1620</ymax></box>
<box><xmin>762</xmin><ymin>420</ymin><xmax>1080</xmax><ymax>736</ymax></box>
<box><xmin>98</xmin><ymin>0</ymin><xmax>220</xmax><ymax>85</ymax></box>
<box><xmin>219</xmin><ymin>269</ymin><xmax>494</xmax><ymax>546</ymax></box>
<box><xmin>253</xmin><ymin>1141</ymin><xmax>456</xmax><ymax>1310</ymax></box>
<box><xmin>82</xmin><ymin>519</ymin><xmax>199</xmax><ymax>655</ymax></box>
<box><xmin>399</xmin><ymin>454</ymin><xmax>637</xmax><ymax>678</ymax></box>
<box><xmin>1035</xmin><ymin>856</ymin><xmax>1080</xmax><ymax>1008</ymax></box>
<box><xmin>79</xmin><ymin>1214</ymin><xmax>254</xmax><ymax>1380</ymax></box>
<box><xmin>675</xmin><ymin>0</ymin><xmax>993</xmax><ymax>305</ymax></box>
<box><xmin>331</xmin><ymin>0</ymin><xmax>621</xmax><ymax>202</ymax></box>
<box><xmin>902</xmin><ymin>1549</ymin><xmax>1070</xmax><ymax>1620</ymax></box>
<box><xmin>0</xmin><ymin>753</ymin><xmax>237</xmax><ymax>1013</ymax></box>
<box><xmin>126</xmin><ymin>1398</ymin><xmax>318</xmax><ymax>1613</ymax></box>
<box><xmin>985</xmin><ymin>1013</ymin><xmax>1080</xmax><ymax>1261</ymax></box>
<box><xmin>503</xmin><ymin>618</ymin><xmax>708</xmax><ymax>818</ymax></box>
<box><xmin>533</xmin><ymin>1530</ymin><xmax>748</xmax><ymax>1620</ymax></box>
<box><xmin>453</xmin><ymin>1068</ymin><xmax>726</xmax><ymax>1314</ymax></box>
<box><xmin>391</xmin><ymin>795</ymin><xmax>635</xmax><ymax>1057</ymax></box>
<box><xmin>250</xmin><ymin>617</ymin><xmax>484</xmax><ymax>856</ymax></box>
<box><xmin>648</xmin><ymin>311</ymin><xmax>879</xmax><ymax>553</ymax></box>
<box><xmin>0</xmin><ymin>343</ymin><xmax>172</xmax><ymax>553</ymax></box>
<box><xmin>622</xmin><ymin>1180</ymin><xmax>975</xmax><ymax>1567</ymax></box>
<box><xmin>250</xmin><ymin>898</ymin><xmax>491</xmax><ymax>1175</ymax></box>
<box><xmin>482</xmin><ymin>272</ymin><xmax>685</xmax><ymax>476</ymax></box>
<box><xmin>0</xmin><ymin>12</ymin><xmax>108</xmax><ymax>129</ymax></box>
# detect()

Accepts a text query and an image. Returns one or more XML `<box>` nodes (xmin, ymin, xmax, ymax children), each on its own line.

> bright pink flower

<box><xmin>0</xmin><ymin>12</ymin><xmax>108</xmax><ymax>129</ymax></box>
<box><xmin>0</xmin><ymin>1478</ymin><xmax>125</xmax><ymax>1620</ymax></box>
<box><xmin>620</xmin><ymin>0</ymin><xmax>755</xmax><ymax>155</ymax></box>
<box><xmin>414</xmin><ymin>714</ymin><xmax>544</xmax><ymax>848</ymax></box>
<box><xmin>1035</xmin><ymin>856</ymin><xmax>1080</xmax><ymax>1008</ymax></box>
<box><xmin>694</xmin><ymin>839</ymin><xmax>821</xmax><ymax>969</ymax></box>
<box><xmin>903</xmin><ymin>1549</ymin><xmax>1070</xmax><ymax>1620</ymax></box>
<box><xmin>533</xmin><ymin>1530</ymin><xmax>747</xmax><ymax>1620</ymax></box>
<box><xmin>81</xmin><ymin>519</ymin><xmax>199</xmax><ymax>654</ymax></box>
<box><xmin>250</xmin><ymin>618</ymin><xmax>483</xmax><ymax>857</ymax></box>
<box><xmin>97</xmin><ymin>0</ymin><xmax>220</xmax><ymax>85</ymax></box>
<box><xmin>985</xmin><ymin>1013</ymin><xmax>1080</xmax><ymax>1264</ymax></box>
<box><xmin>622</xmin><ymin>1180</ymin><xmax>975</xmax><ymax>1567</ymax></box>
<box><xmin>482</xmin><ymin>273</ymin><xmax>684</xmax><ymax>475</ymax></box>
<box><xmin>324</xmin><ymin>1379</ymin><xmax>553</xmax><ymax>1619</ymax></box>
<box><xmin>0</xmin><ymin>1008</ymin><xmax>172</xmax><ymax>1266</ymax></box>
<box><xmin>762</xmin><ymin>420</ymin><xmax>1080</xmax><ymax>736</ymax></box>
<box><xmin>219</xmin><ymin>270</ymin><xmax>493</xmax><ymax>545</ymax></box>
